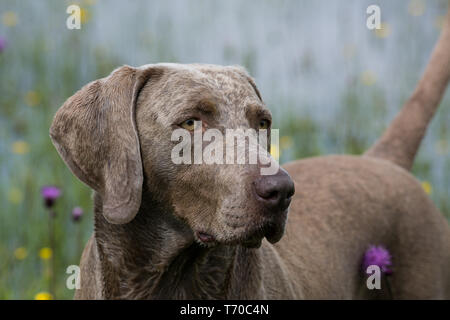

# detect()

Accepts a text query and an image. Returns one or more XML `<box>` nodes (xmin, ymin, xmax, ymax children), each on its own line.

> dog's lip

<box><xmin>258</xmin><ymin>214</ymin><xmax>287</xmax><ymax>244</ymax></box>
<box><xmin>240</xmin><ymin>221</ymin><xmax>279</xmax><ymax>248</ymax></box>
<box><xmin>195</xmin><ymin>209</ymin><xmax>287</xmax><ymax>246</ymax></box>
<box><xmin>242</xmin><ymin>236</ymin><xmax>263</xmax><ymax>248</ymax></box>
<box><xmin>264</xmin><ymin>225</ymin><xmax>284</xmax><ymax>244</ymax></box>
<box><xmin>196</xmin><ymin>231</ymin><xmax>216</xmax><ymax>243</ymax></box>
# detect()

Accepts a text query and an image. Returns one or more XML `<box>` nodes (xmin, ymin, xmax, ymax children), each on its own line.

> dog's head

<box><xmin>50</xmin><ymin>64</ymin><xmax>294</xmax><ymax>248</ymax></box>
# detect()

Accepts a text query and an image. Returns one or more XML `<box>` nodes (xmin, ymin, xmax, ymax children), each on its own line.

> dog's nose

<box><xmin>253</xmin><ymin>169</ymin><xmax>295</xmax><ymax>211</ymax></box>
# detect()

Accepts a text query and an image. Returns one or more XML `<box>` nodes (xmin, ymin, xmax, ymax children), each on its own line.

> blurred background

<box><xmin>0</xmin><ymin>0</ymin><xmax>449</xmax><ymax>299</ymax></box>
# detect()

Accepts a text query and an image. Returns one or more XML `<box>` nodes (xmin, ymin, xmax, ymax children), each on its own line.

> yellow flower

<box><xmin>408</xmin><ymin>0</ymin><xmax>425</xmax><ymax>17</ymax></box>
<box><xmin>361</xmin><ymin>70</ymin><xmax>376</xmax><ymax>86</ymax></box>
<box><xmin>14</xmin><ymin>247</ymin><xmax>28</xmax><ymax>260</ymax></box>
<box><xmin>80</xmin><ymin>7</ymin><xmax>91</xmax><ymax>24</ymax></box>
<box><xmin>270</xmin><ymin>143</ymin><xmax>280</xmax><ymax>161</ymax></box>
<box><xmin>12</xmin><ymin>141</ymin><xmax>30</xmax><ymax>155</ymax></box>
<box><xmin>280</xmin><ymin>136</ymin><xmax>293</xmax><ymax>150</ymax></box>
<box><xmin>2</xmin><ymin>11</ymin><xmax>18</xmax><ymax>27</ymax></box>
<box><xmin>34</xmin><ymin>292</ymin><xmax>53</xmax><ymax>300</ymax></box>
<box><xmin>39</xmin><ymin>247</ymin><xmax>53</xmax><ymax>260</ymax></box>
<box><xmin>421</xmin><ymin>181</ymin><xmax>432</xmax><ymax>195</ymax></box>
<box><xmin>24</xmin><ymin>91</ymin><xmax>41</xmax><ymax>107</ymax></box>
<box><xmin>374</xmin><ymin>22</ymin><xmax>391</xmax><ymax>39</ymax></box>
<box><xmin>8</xmin><ymin>187</ymin><xmax>23</xmax><ymax>204</ymax></box>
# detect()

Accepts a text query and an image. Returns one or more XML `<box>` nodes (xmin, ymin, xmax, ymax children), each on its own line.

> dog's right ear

<box><xmin>50</xmin><ymin>65</ymin><xmax>164</xmax><ymax>224</ymax></box>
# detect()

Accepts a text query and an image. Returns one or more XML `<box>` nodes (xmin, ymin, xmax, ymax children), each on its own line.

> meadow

<box><xmin>0</xmin><ymin>0</ymin><xmax>449</xmax><ymax>299</ymax></box>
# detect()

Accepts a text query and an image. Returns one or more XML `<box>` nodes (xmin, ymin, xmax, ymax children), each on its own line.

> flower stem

<box><xmin>384</xmin><ymin>275</ymin><xmax>393</xmax><ymax>299</ymax></box>
<box><xmin>48</xmin><ymin>209</ymin><xmax>56</xmax><ymax>298</ymax></box>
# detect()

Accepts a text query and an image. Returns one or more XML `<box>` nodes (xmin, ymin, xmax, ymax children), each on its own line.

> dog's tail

<box><xmin>365</xmin><ymin>6</ymin><xmax>450</xmax><ymax>170</ymax></box>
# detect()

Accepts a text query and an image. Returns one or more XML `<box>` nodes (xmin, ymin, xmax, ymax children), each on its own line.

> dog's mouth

<box><xmin>241</xmin><ymin>221</ymin><xmax>285</xmax><ymax>248</ymax></box>
<box><xmin>196</xmin><ymin>231</ymin><xmax>216</xmax><ymax>244</ymax></box>
<box><xmin>195</xmin><ymin>217</ymin><xmax>286</xmax><ymax>249</ymax></box>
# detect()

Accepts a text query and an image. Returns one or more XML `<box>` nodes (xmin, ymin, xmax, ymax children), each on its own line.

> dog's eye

<box><xmin>258</xmin><ymin>119</ymin><xmax>270</xmax><ymax>130</ymax></box>
<box><xmin>180</xmin><ymin>119</ymin><xmax>197</xmax><ymax>131</ymax></box>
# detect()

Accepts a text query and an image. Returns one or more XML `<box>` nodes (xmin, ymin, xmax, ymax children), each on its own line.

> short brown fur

<box><xmin>50</xmin><ymin>8</ymin><xmax>450</xmax><ymax>300</ymax></box>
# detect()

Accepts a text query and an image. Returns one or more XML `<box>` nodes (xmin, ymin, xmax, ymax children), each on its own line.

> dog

<box><xmin>50</xmin><ymin>10</ymin><xmax>450</xmax><ymax>299</ymax></box>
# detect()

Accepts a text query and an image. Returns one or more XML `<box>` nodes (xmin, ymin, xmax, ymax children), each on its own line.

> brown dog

<box><xmin>50</xmin><ymin>10</ymin><xmax>450</xmax><ymax>299</ymax></box>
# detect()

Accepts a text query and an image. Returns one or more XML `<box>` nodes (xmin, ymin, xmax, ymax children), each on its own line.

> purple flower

<box><xmin>0</xmin><ymin>36</ymin><xmax>6</xmax><ymax>52</ymax></box>
<box><xmin>41</xmin><ymin>186</ymin><xmax>61</xmax><ymax>208</ymax></box>
<box><xmin>72</xmin><ymin>207</ymin><xmax>83</xmax><ymax>222</ymax></box>
<box><xmin>362</xmin><ymin>245</ymin><xmax>392</xmax><ymax>274</ymax></box>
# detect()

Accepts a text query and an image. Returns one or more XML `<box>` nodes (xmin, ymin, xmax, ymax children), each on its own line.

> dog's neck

<box><xmin>93</xmin><ymin>193</ymin><xmax>264</xmax><ymax>299</ymax></box>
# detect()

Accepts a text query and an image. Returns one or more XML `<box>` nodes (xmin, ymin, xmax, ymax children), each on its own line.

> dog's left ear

<box><xmin>50</xmin><ymin>65</ymin><xmax>164</xmax><ymax>224</ymax></box>
<box><xmin>229</xmin><ymin>65</ymin><xmax>263</xmax><ymax>102</ymax></box>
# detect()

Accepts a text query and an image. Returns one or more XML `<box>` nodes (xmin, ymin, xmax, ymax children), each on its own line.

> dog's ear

<box><xmin>229</xmin><ymin>65</ymin><xmax>263</xmax><ymax>102</ymax></box>
<box><xmin>245</xmin><ymin>75</ymin><xmax>263</xmax><ymax>102</ymax></box>
<box><xmin>50</xmin><ymin>65</ymin><xmax>163</xmax><ymax>224</ymax></box>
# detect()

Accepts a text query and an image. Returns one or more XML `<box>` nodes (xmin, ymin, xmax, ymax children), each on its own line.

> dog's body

<box><xmin>51</xmin><ymin>9</ymin><xmax>450</xmax><ymax>300</ymax></box>
<box><xmin>75</xmin><ymin>155</ymin><xmax>450</xmax><ymax>299</ymax></box>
